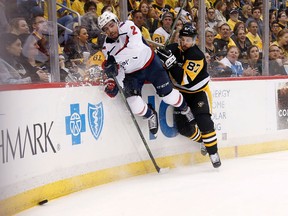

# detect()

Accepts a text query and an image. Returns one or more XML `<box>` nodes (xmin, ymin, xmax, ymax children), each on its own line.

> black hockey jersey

<box><xmin>166</xmin><ymin>43</ymin><xmax>210</xmax><ymax>93</ymax></box>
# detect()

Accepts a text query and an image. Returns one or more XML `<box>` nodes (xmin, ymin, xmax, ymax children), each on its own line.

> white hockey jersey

<box><xmin>102</xmin><ymin>20</ymin><xmax>153</xmax><ymax>74</ymax></box>
<box><xmin>152</xmin><ymin>27</ymin><xmax>170</xmax><ymax>45</ymax></box>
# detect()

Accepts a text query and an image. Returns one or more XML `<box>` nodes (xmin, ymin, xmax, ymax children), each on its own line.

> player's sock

<box><xmin>147</xmin><ymin>104</ymin><xmax>158</xmax><ymax>137</ymax></box>
<box><xmin>181</xmin><ymin>106</ymin><xmax>194</xmax><ymax>122</ymax></box>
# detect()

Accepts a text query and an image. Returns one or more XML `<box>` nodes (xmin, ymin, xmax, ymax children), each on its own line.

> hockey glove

<box><xmin>104</xmin><ymin>78</ymin><xmax>118</xmax><ymax>98</ymax></box>
<box><xmin>102</xmin><ymin>55</ymin><xmax>118</xmax><ymax>78</ymax></box>
<box><xmin>156</xmin><ymin>47</ymin><xmax>177</xmax><ymax>69</ymax></box>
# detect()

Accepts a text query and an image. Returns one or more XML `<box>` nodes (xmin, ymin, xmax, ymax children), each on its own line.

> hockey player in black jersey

<box><xmin>156</xmin><ymin>23</ymin><xmax>221</xmax><ymax>168</ymax></box>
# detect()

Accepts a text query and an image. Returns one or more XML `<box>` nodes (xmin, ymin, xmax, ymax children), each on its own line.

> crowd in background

<box><xmin>0</xmin><ymin>0</ymin><xmax>288</xmax><ymax>84</ymax></box>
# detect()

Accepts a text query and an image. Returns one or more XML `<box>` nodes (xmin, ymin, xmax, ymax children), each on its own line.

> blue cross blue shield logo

<box><xmin>88</xmin><ymin>102</ymin><xmax>104</xmax><ymax>140</ymax></box>
<box><xmin>65</xmin><ymin>104</ymin><xmax>86</xmax><ymax>145</ymax></box>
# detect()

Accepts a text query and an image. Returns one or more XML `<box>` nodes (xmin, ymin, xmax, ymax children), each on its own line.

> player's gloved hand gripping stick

<box><xmin>156</xmin><ymin>48</ymin><xmax>177</xmax><ymax>69</ymax></box>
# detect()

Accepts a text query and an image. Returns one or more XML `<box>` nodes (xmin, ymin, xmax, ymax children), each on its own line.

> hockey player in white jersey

<box><xmin>98</xmin><ymin>11</ymin><xmax>194</xmax><ymax>137</ymax></box>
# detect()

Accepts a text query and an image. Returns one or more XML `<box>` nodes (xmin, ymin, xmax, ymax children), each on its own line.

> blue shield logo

<box><xmin>88</xmin><ymin>102</ymin><xmax>104</xmax><ymax>140</ymax></box>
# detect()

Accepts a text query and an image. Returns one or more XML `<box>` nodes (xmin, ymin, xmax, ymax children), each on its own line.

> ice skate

<box><xmin>200</xmin><ymin>143</ymin><xmax>207</xmax><ymax>156</ymax></box>
<box><xmin>209</xmin><ymin>152</ymin><xmax>221</xmax><ymax>168</ymax></box>
<box><xmin>148</xmin><ymin>105</ymin><xmax>158</xmax><ymax>137</ymax></box>
<box><xmin>181</xmin><ymin>106</ymin><xmax>194</xmax><ymax>122</ymax></box>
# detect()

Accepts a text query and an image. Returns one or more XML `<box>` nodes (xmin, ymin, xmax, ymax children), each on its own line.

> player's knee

<box><xmin>161</xmin><ymin>89</ymin><xmax>183</xmax><ymax>107</ymax></box>
<box><xmin>195</xmin><ymin>114</ymin><xmax>215</xmax><ymax>132</ymax></box>
<box><xmin>127</xmin><ymin>96</ymin><xmax>147</xmax><ymax>116</ymax></box>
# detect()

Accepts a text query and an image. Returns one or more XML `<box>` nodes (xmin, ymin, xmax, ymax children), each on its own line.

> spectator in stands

<box><xmin>9</xmin><ymin>17</ymin><xmax>30</xmax><ymax>36</ymax></box>
<box><xmin>277</xmin><ymin>10</ymin><xmax>288</xmax><ymax>30</ymax></box>
<box><xmin>214</xmin><ymin>0</ymin><xmax>227</xmax><ymax>23</ymax></box>
<box><xmin>231</xmin><ymin>21</ymin><xmax>246</xmax><ymax>41</ymax></box>
<box><xmin>268</xmin><ymin>44</ymin><xmax>287</xmax><ymax>76</ymax></box>
<box><xmin>139</xmin><ymin>1</ymin><xmax>159</xmax><ymax>36</ymax></box>
<box><xmin>246</xmin><ymin>20</ymin><xmax>263</xmax><ymax>52</ymax></box>
<box><xmin>81</xmin><ymin>1</ymin><xmax>105</xmax><ymax>51</ymax></box>
<box><xmin>131</xmin><ymin>10</ymin><xmax>151</xmax><ymax>42</ymax></box>
<box><xmin>174</xmin><ymin>0</ymin><xmax>194</xmax><ymax>22</ymax></box>
<box><xmin>205</xmin><ymin>51</ymin><xmax>232</xmax><ymax>77</ymax></box>
<box><xmin>152</xmin><ymin>0</ymin><xmax>171</xmax><ymax>14</ymax></box>
<box><xmin>238</xmin><ymin>3</ymin><xmax>252</xmax><ymax>24</ymax></box>
<box><xmin>63</xmin><ymin>25</ymin><xmax>95</xmax><ymax>66</ymax></box>
<box><xmin>56</xmin><ymin>0</ymin><xmax>74</xmax><ymax>27</ymax></box>
<box><xmin>101</xmin><ymin>5</ymin><xmax>113</xmax><ymax>14</ymax></box>
<box><xmin>171</xmin><ymin>16</ymin><xmax>185</xmax><ymax>44</ymax></box>
<box><xmin>128</xmin><ymin>0</ymin><xmax>139</xmax><ymax>10</ymax></box>
<box><xmin>269</xmin><ymin>9</ymin><xmax>277</xmax><ymax>29</ymax></box>
<box><xmin>17</xmin><ymin>0</ymin><xmax>43</xmax><ymax>26</ymax></box>
<box><xmin>0</xmin><ymin>33</ymin><xmax>31</xmax><ymax>84</ymax></box>
<box><xmin>206</xmin><ymin>7</ymin><xmax>218</xmax><ymax>32</ymax></box>
<box><xmin>43</xmin><ymin>0</ymin><xmax>75</xmax><ymax>44</ymax></box>
<box><xmin>213</xmin><ymin>22</ymin><xmax>236</xmax><ymax>58</ymax></box>
<box><xmin>18</xmin><ymin>33</ymin><xmax>50</xmax><ymax>82</ymax></box>
<box><xmin>271</xmin><ymin>28</ymin><xmax>288</xmax><ymax>61</ymax></box>
<box><xmin>242</xmin><ymin>45</ymin><xmax>262</xmax><ymax>76</ymax></box>
<box><xmin>219</xmin><ymin>45</ymin><xmax>252</xmax><ymax>77</ymax></box>
<box><xmin>245</xmin><ymin>6</ymin><xmax>263</xmax><ymax>37</ymax></box>
<box><xmin>227</xmin><ymin>8</ymin><xmax>240</xmax><ymax>32</ymax></box>
<box><xmin>31</xmin><ymin>15</ymin><xmax>50</xmax><ymax>58</ymax></box>
<box><xmin>270</xmin><ymin>21</ymin><xmax>280</xmax><ymax>43</ymax></box>
<box><xmin>72</xmin><ymin>0</ymin><xmax>90</xmax><ymax>16</ymax></box>
<box><xmin>83</xmin><ymin>0</ymin><xmax>97</xmax><ymax>14</ymax></box>
<box><xmin>147</xmin><ymin>5</ymin><xmax>160</xmax><ymax>36</ymax></box>
<box><xmin>0</xmin><ymin>0</ymin><xmax>9</xmax><ymax>33</ymax></box>
<box><xmin>95</xmin><ymin>0</ymin><xmax>118</xmax><ymax>17</ymax></box>
<box><xmin>232</xmin><ymin>28</ymin><xmax>251</xmax><ymax>64</ymax></box>
<box><xmin>152</xmin><ymin>11</ymin><xmax>174</xmax><ymax>45</ymax></box>
<box><xmin>205</xmin><ymin>27</ymin><xmax>216</xmax><ymax>60</ymax></box>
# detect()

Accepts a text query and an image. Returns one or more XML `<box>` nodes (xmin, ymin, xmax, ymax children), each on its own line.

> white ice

<box><xmin>17</xmin><ymin>151</ymin><xmax>288</xmax><ymax>216</ymax></box>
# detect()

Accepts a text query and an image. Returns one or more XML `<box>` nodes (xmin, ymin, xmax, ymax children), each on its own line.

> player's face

<box><xmin>103</xmin><ymin>20</ymin><xmax>119</xmax><ymax>40</ymax></box>
<box><xmin>180</xmin><ymin>36</ymin><xmax>194</xmax><ymax>51</ymax></box>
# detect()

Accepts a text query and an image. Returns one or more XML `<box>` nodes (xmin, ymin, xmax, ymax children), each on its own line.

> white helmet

<box><xmin>98</xmin><ymin>11</ymin><xmax>119</xmax><ymax>30</ymax></box>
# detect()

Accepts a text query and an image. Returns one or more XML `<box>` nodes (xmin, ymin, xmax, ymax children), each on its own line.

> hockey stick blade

<box><xmin>159</xmin><ymin>167</ymin><xmax>170</xmax><ymax>174</ymax></box>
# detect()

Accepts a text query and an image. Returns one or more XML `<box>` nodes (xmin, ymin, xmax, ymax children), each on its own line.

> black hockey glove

<box><xmin>103</xmin><ymin>54</ymin><xmax>118</xmax><ymax>78</ymax></box>
<box><xmin>156</xmin><ymin>47</ymin><xmax>177</xmax><ymax>69</ymax></box>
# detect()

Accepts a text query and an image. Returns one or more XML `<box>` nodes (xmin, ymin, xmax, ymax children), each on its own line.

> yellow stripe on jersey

<box><xmin>181</xmin><ymin>59</ymin><xmax>204</xmax><ymax>85</ymax></box>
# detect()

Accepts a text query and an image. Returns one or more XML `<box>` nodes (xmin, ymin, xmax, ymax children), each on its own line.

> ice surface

<box><xmin>17</xmin><ymin>151</ymin><xmax>288</xmax><ymax>216</ymax></box>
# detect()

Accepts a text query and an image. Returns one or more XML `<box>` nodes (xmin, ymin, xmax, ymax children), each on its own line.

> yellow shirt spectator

<box><xmin>141</xmin><ymin>26</ymin><xmax>152</xmax><ymax>41</ymax></box>
<box><xmin>246</xmin><ymin>32</ymin><xmax>263</xmax><ymax>51</ymax></box>
<box><xmin>96</xmin><ymin>3</ymin><xmax>118</xmax><ymax>17</ymax></box>
<box><xmin>71</xmin><ymin>0</ymin><xmax>86</xmax><ymax>16</ymax></box>
<box><xmin>56</xmin><ymin>0</ymin><xmax>72</xmax><ymax>18</ymax></box>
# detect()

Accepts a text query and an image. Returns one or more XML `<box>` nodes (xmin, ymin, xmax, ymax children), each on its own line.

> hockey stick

<box><xmin>146</xmin><ymin>39</ymin><xmax>165</xmax><ymax>47</ymax></box>
<box><xmin>164</xmin><ymin>0</ymin><xmax>187</xmax><ymax>48</ymax></box>
<box><xmin>111</xmin><ymin>72</ymin><xmax>169</xmax><ymax>174</ymax></box>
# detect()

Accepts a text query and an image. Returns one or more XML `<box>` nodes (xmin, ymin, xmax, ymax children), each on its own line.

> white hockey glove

<box><xmin>156</xmin><ymin>47</ymin><xmax>177</xmax><ymax>69</ymax></box>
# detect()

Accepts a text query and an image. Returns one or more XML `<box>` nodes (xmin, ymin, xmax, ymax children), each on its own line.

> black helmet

<box><xmin>179</xmin><ymin>23</ymin><xmax>197</xmax><ymax>37</ymax></box>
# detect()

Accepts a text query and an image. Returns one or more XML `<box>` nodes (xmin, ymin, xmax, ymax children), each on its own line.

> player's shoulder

<box><xmin>186</xmin><ymin>45</ymin><xmax>205</xmax><ymax>59</ymax></box>
<box><xmin>120</xmin><ymin>20</ymin><xmax>134</xmax><ymax>28</ymax></box>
